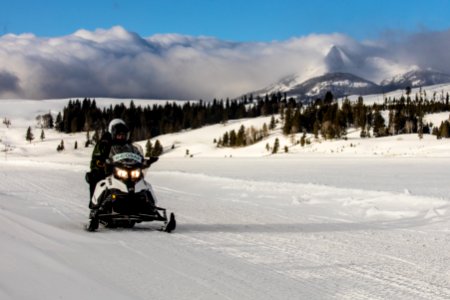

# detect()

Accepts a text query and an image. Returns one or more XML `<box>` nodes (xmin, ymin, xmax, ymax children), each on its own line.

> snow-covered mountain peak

<box><xmin>381</xmin><ymin>68</ymin><xmax>450</xmax><ymax>88</ymax></box>
<box><xmin>324</xmin><ymin>45</ymin><xmax>354</xmax><ymax>72</ymax></box>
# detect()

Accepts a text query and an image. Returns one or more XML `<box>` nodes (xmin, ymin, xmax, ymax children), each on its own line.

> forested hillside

<box><xmin>53</xmin><ymin>89</ymin><xmax>450</xmax><ymax>146</ymax></box>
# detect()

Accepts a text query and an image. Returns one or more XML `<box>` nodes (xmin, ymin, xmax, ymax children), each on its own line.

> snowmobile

<box><xmin>86</xmin><ymin>151</ymin><xmax>176</xmax><ymax>232</ymax></box>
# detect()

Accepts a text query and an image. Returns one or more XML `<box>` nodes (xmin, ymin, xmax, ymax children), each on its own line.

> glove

<box><xmin>149</xmin><ymin>156</ymin><xmax>159</xmax><ymax>164</ymax></box>
<box><xmin>98</xmin><ymin>132</ymin><xmax>112</xmax><ymax>153</ymax></box>
<box><xmin>85</xmin><ymin>172</ymin><xmax>91</xmax><ymax>184</ymax></box>
<box><xmin>143</xmin><ymin>156</ymin><xmax>159</xmax><ymax>168</ymax></box>
<box><xmin>96</xmin><ymin>160</ymin><xmax>105</xmax><ymax>168</ymax></box>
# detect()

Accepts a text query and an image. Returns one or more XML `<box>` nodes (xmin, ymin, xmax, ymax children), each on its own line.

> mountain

<box><xmin>288</xmin><ymin>72</ymin><xmax>382</xmax><ymax>99</ymax></box>
<box><xmin>380</xmin><ymin>69</ymin><xmax>450</xmax><ymax>89</ymax></box>
<box><xmin>252</xmin><ymin>69</ymin><xmax>450</xmax><ymax>101</ymax></box>
<box><xmin>253</xmin><ymin>72</ymin><xmax>383</xmax><ymax>101</ymax></box>
<box><xmin>324</xmin><ymin>45</ymin><xmax>355</xmax><ymax>72</ymax></box>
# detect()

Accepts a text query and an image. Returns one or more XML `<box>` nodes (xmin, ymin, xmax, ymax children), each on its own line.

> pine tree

<box><xmin>145</xmin><ymin>140</ymin><xmax>152</xmax><ymax>157</ymax></box>
<box><xmin>237</xmin><ymin>125</ymin><xmax>246</xmax><ymax>146</ymax></box>
<box><xmin>229</xmin><ymin>130</ymin><xmax>237</xmax><ymax>147</ymax></box>
<box><xmin>283</xmin><ymin>107</ymin><xmax>293</xmax><ymax>135</ymax></box>
<box><xmin>440</xmin><ymin>121</ymin><xmax>450</xmax><ymax>138</ymax></box>
<box><xmin>3</xmin><ymin>118</ymin><xmax>11</xmax><ymax>128</ymax></box>
<box><xmin>153</xmin><ymin>140</ymin><xmax>163</xmax><ymax>156</ymax></box>
<box><xmin>300</xmin><ymin>132</ymin><xmax>306</xmax><ymax>147</ymax></box>
<box><xmin>55</xmin><ymin>112</ymin><xmax>63</xmax><ymax>131</ymax></box>
<box><xmin>272</xmin><ymin>138</ymin><xmax>280</xmax><ymax>154</ymax></box>
<box><xmin>26</xmin><ymin>126</ymin><xmax>34</xmax><ymax>143</ymax></box>
<box><xmin>372</xmin><ymin>109</ymin><xmax>386</xmax><ymax>137</ymax></box>
<box><xmin>57</xmin><ymin>139</ymin><xmax>65</xmax><ymax>151</ymax></box>
<box><xmin>40</xmin><ymin>129</ymin><xmax>45</xmax><ymax>141</ymax></box>
<box><xmin>418</xmin><ymin>117</ymin><xmax>424</xmax><ymax>139</ymax></box>
<box><xmin>262</xmin><ymin>123</ymin><xmax>269</xmax><ymax>137</ymax></box>
<box><xmin>85</xmin><ymin>131</ymin><xmax>91</xmax><ymax>147</ymax></box>
<box><xmin>222</xmin><ymin>131</ymin><xmax>229</xmax><ymax>146</ymax></box>
<box><xmin>269</xmin><ymin>116</ymin><xmax>276</xmax><ymax>130</ymax></box>
<box><xmin>313</xmin><ymin>120</ymin><xmax>320</xmax><ymax>139</ymax></box>
<box><xmin>433</xmin><ymin>126</ymin><xmax>440</xmax><ymax>138</ymax></box>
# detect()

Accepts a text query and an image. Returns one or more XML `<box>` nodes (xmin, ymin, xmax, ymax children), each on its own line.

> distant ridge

<box><xmin>251</xmin><ymin>69</ymin><xmax>450</xmax><ymax>102</ymax></box>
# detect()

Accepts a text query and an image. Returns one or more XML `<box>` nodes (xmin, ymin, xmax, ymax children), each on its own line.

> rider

<box><xmin>87</xmin><ymin>119</ymin><xmax>125</xmax><ymax>204</ymax></box>
<box><xmin>87</xmin><ymin>118</ymin><xmax>157</xmax><ymax>207</ymax></box>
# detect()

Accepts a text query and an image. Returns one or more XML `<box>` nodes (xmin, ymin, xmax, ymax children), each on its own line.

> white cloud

<box><xmin>0</xmin><ymin>26</ymin><xmax>449</xmax><ymax>100</ymax></box>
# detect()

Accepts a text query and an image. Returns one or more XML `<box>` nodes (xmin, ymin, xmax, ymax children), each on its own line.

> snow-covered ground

<box><xmin>1</xmin><ymin>96</ymin><xmax>450</xmax><ymax>299</ymax></box>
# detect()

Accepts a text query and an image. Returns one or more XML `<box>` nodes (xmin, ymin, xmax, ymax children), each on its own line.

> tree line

<box><xmin>54</xmin><ymin>93</ymin><xmax>290</xmax><ymax>141</ymax></box>
<box><xmin>54</xmin><ymin>89</ymin><xmax>450</xmax><ymax>147</ymax></box>
<box><xmin>282</xmin><ymin>91</ymin><xmax>450</xmax><ymax>140</ymax></box>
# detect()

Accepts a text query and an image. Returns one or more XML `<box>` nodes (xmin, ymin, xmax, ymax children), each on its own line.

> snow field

<box><xmin>1</xmin><ymin>95</ymin><xmax>450</xmax><ymax>299</ymax></box>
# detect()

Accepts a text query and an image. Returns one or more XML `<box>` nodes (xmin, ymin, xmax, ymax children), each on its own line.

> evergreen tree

<box><xmin>57</xmin><ymin>139</ymin><xmax>65</xmax><ymax>152</ymax></box>
<box><xmin>372</xmin><ymin>109</ymin><xmax>386</xmax><ymax>137</ymax></box>
<box><xmin>418</xmin><ymin>117</ymin><xmax>424</xmax><ymax>139</ymax></box>
<box><xmin>324</xmin><ymin>91</ymin><xmax>334</xmax><ymax>104</ymax></box>
<box><xmin>42</xmin><ymin>113</ymin><xmax>54</xmax><ymax>128</ymax></box>
<box><xmin>237</xmin><ymin>125</ymin><xmax>246</xmax><ymax>146</ymax></box>
<box><xmin>300</xmin><ymin>132</ymin><xmax>306</xmax><ymax>147</ymax></box>
<box><xmin>269</xmin><ymin>116</ymin><xmax>276</xmax><ymax>130</ymax></box>
<box><xmin>152</xmin><ymin>140</ymin><xmax>163</xmax><ymax>156</ymax></box>
<box><xmin>40</xmin><ymin>129</ymin><xmax>45</xmax><ymax>141</ymax></box>
<box><xmin>229</xmin><ymin>130</ymin><xmax>237</xmax><ymax>146</ymax></box>
<box><xmin>262</xmin><ymin>123</ymin><xmax>269</xmax><ymax>137</ymax></box>
<box><xmin>272</xmin><ymin>138</ymin><xmax>280</xmax><ymax>154</ymax></box>
<box><xmin>55</xmin><ymin>112</ymin><xmax>63</xmax><ymax>131</ymax></box>
<box><xmin>3</xmin><ymin>118</ymin><xmax>11</xmax><ymax>128</ymax></box>
<box><xmin>321</xmin><ymin>121</ymin><xmax>336</xmax><ymax>140</ymax></box>
<box><xmin>26</xmin><ymin>126</ymin><xmax>34</xmax><ymax>143</ymax></box>
<box><xmin>283</xmin><ymin>107</ymin><xmax>293</xmax><ymax>135</ymax></box>
<box><xmin>432</xmin><ymin>126</ymin><xmax>440</xmax><ymax>138</ymax></box>
<box><xmin>145</xmin><ymin>140</ymin><xmax>153</xmax><ymax>157</ymax></box>
<box><xmin>222</xmin><ymin>131</ymin><xmax>229</xmax><ymax>146</ymax></box>
<box><xmin>313</xmin><ymin>120</ymin><xmax>320</xmax><ymax>139</ymax></box>
<box><xmin>85</xmin><ymin>131</ymin><xmax>91</xmax><ymax>147</ymax></box>
<box><xmin>439</xmin><ymin>121</ymin><xmax>450</xmax><ymax>138</ymax></box>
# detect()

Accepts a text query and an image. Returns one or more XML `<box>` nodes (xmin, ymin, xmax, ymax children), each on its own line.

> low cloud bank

<box><xmin>1</xmin><ymin>26</ymin><xmax>449</xmax><ymax>100</ymax></box>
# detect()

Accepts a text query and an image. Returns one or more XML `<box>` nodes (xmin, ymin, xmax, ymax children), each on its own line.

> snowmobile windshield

<box><xmin>109</xmin><ymin>144</ymin><xmax>145</xmax><ymax>168</ymax></box>
<box><xmin>112</xmin><ymin>152</ymin><xmax>143</xmax><ymax>164</ymax></box>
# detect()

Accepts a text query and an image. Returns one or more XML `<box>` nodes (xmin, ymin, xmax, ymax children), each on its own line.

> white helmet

<box><xmin>108</xmin><ymin>119</ymin><xmax>130</xmax><ymax>143</ymax></box>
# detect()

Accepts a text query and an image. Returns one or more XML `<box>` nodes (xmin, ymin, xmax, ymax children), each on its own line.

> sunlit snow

<box><xmin>1</xmin><ymin>88</ymin><xmax>450</xmax><ymax>299</ymax></box>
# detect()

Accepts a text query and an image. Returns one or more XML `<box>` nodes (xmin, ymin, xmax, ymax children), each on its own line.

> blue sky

<box><xmin>2</xmin><ymin>0</ymin><xmax>450</xmax><ymax>99</ymax></box>
<box><xmin>1</xmin><ymin>0</ymin><xmax>450</xmax><ymax>41</ymax></box>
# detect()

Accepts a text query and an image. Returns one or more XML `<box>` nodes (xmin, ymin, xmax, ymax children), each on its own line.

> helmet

<box><xmin>108</xmin><ymin>119</ymin><xmax>130</xmax><ymax>144</ymax></box>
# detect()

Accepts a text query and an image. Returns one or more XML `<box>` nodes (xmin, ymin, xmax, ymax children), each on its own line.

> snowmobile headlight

<box><xmin>115</xmin><ymin>167</ymin><xmax>128</xmax><ymax>179</ymax></box>
<box><xmin>130</xmin><ymin>169</ymin><xmax>141</xmax><ymax>179</ymax></box>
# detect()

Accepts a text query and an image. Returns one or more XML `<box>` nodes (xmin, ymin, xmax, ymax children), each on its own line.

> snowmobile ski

<box><xmin>85</xmin><ymin>217</ymin><xmax>99</xmax><ymax>232</ymax></box>
<box><xmin>160</xmin><ymin>213</ymin><xmax>176</xmax><ymax>233</ymax></box>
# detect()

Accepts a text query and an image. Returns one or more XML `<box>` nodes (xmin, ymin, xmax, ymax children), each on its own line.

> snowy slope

<box><xmin>1</xmin><ymin>96</ymin><xmax>450</xmax><ymax>299</ymax></box>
